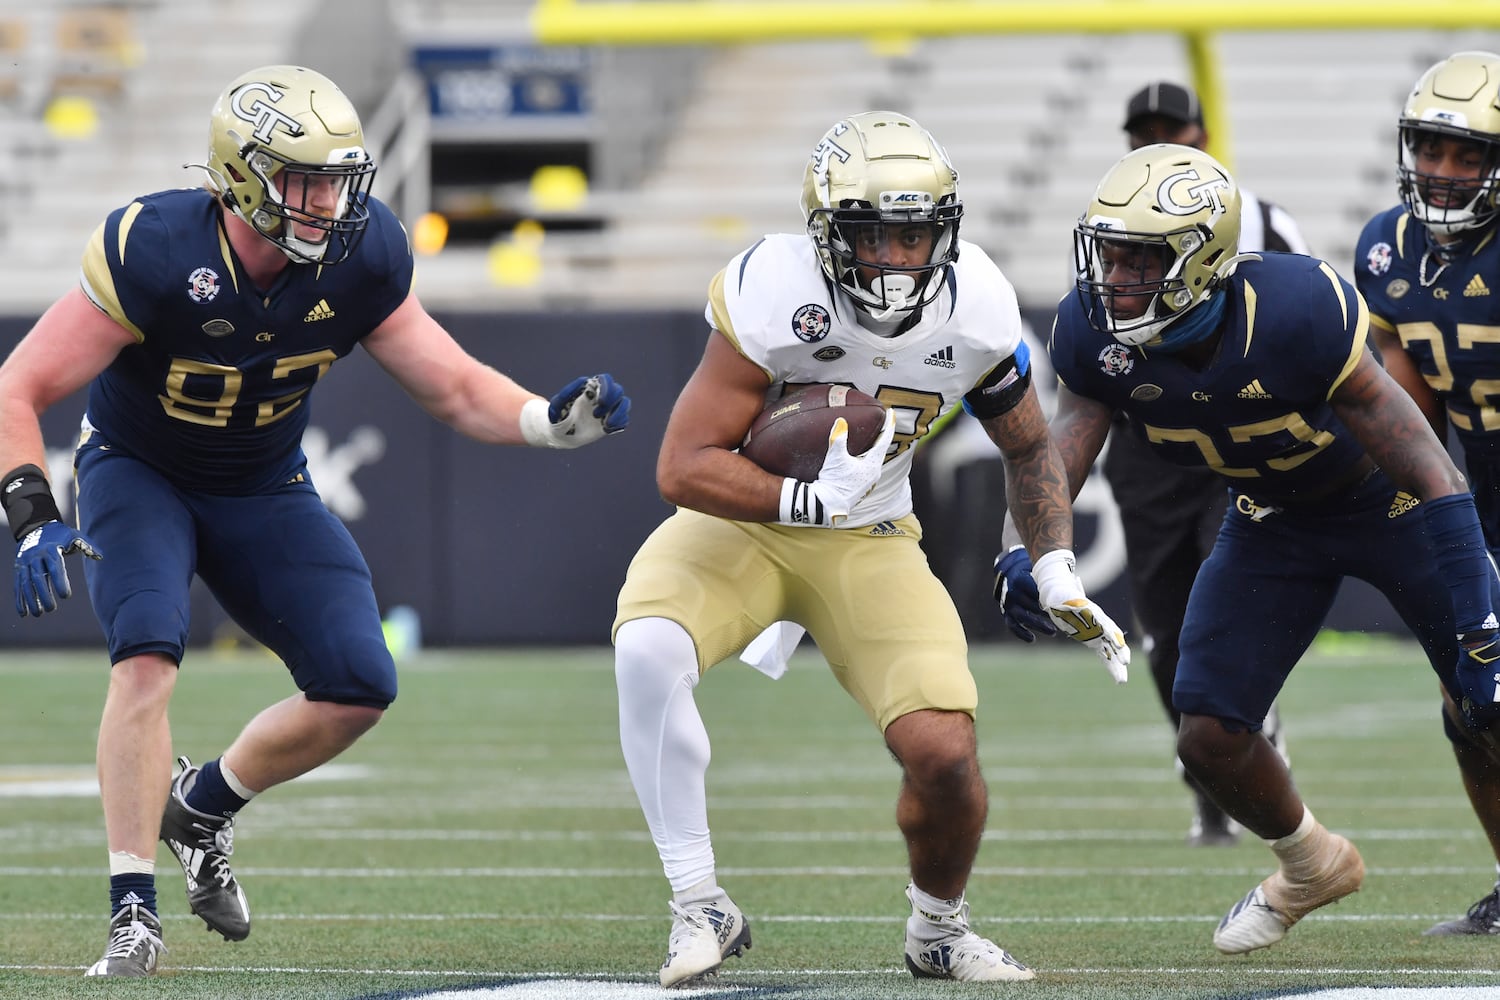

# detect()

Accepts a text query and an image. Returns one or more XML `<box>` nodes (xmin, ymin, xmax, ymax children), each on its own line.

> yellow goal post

<box><xmin>531</xmin><ymin>0</ymin><xmax>1500</xmax><ymax>170</ymax></box>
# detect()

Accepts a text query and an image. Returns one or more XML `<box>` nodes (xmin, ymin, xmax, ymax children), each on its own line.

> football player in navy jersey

<box><xmin>1003</xmin><ymin>142</ymin><xmax>1500</xmax><ymax>955</ymax></box>
<box><xmin>0</xmin><ymin>65</ymin><xmax>629</xmax><ymax>977</ymax></box>
<box><xmin>1356</xmin><ymin>50</ymin><xmax>1500</xmax><ymax>936</ymax></box>
<box><xmin>613</xmin><ymin>111</ymin><xmax>1127</xmax><ymax>986</ymax></box>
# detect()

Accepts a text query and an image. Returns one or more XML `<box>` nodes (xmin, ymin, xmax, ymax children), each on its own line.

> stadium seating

<box><xmin>0</xmin><ymin>3</ymin><xmax>1495</xmax><ymax>315</ymax></box>
<box><xmin>0</xmin><ymin>0</ymin><xmax>307</xmax><ymax>311</ymax></box>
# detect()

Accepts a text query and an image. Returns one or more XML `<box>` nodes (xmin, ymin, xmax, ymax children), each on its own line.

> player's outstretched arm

<box><xmin>363</xmin><ymin>293</ymin><xmax>629</xmax><ymax>447</ymax></box>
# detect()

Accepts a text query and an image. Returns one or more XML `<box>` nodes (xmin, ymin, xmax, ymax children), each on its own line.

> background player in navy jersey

<box><xmin>0</xmin><ymin>65</ymin><xmax>629</xmax><ymax>977</ymax></box>
<box><xmin>1003</xmin><ymin>142</ymin><xmax>1500</xmax><ymax>955</ymax></box>
<box><xmin>1356</xmin><ymin>50</ymin><xmax>1500</xmax><ymax>936</ymax></box>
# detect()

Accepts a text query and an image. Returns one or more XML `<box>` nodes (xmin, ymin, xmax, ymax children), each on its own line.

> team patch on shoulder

<box><xmin>1387</xmin><ymin>278</ymin><xmax>1410</xmax><ymax>300</ymax></box>
<box><xmin>187</xmin><ymin>266</ymin><xmax>221</xmax><ymax>303</ymax></box>
<box><xmin>1365</xmin><ymin>241</ymin><xmax>1392</xmax><ymax>276</ymax></box>
<box><xmin>1097</xmin><ymin>343</ymin><xmax>1134</xmax><ymax>376</ymax></box>
<box><xmin>791</xmin><ymin>303</ymin><xmax>831</xmax><ymax>343</ymax></box>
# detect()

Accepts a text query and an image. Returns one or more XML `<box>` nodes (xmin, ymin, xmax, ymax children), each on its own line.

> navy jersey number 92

<box><xmin>80</xmin><ymin>187</ymin><xmax>414</xmax><ymax>494</ymax></box>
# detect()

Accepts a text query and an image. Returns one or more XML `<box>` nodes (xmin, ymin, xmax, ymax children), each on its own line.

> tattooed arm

<box><xmin>1330</xmin><ymin>347</ymin><xmax>1468</xmax><ymax>501</ymax></box>
<box><xmin>986</xmin><ymin>379</ymin><xmax>1131</xmax><ymax>681</ymax></box>
<box><xmin>990</xmin><ymin>381</ymin><xmax>1114</xmax><ymax>555</ymax></box>
<box><xmin>983</xmin><ymin>381</ymin><xmax>1091</xmax><ymax>557</ymax></box>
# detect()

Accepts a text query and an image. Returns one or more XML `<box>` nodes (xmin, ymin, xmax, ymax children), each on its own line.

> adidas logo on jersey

<box><xmin>867</xmin><ymin>520</ymin><xmax>906</xmax><ymax>536</ymax></box>
<box><xmin>303</xmin><ymin>299</ymin><xmax>336</xmax><ymax>322</ymax></box>
<box><xmin>1388</xmin><ymin>491</ymin><xmax>1420</xmax><ymax>518</ymax></box>
<box><xmin>1236</xmin><ymin>379</ymin><xmax>1273</xmax><ymax>400</ymax></box>
<box><xmin>924</xmin><ymin>346</ymin><xmax>956</xmax><ymax>369</ymax></box>
<box><xmin>1465</xmin><ymin>274</ymin><xmax>1490</xmax><ymax>298</ymax></box>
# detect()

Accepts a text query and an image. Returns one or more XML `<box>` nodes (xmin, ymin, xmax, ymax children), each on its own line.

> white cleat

<box><xmin>659</xmin><ymin>894</ymin><xmax>751</xmax><ymax>988</ymax></box>
<box><xmin>904</xmin><ymin>885</ymin><xmax>1034</xmax><ymax>982</ymax></box>
<box><xmin>1214</xmin><ymin>884</ymin><xmax>1290</xmax><ymax>954</ymax></box>
<box><xmin>1214</xmin><ymin>833</ymin><xmax>1364</xmax><ymax>955</ymax></box>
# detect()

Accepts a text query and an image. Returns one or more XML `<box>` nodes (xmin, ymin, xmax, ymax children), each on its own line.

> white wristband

<box><xmin>778</xmin><ymin>478</ymin><xmax>824</xmax><ymax>526</ymax></box>
<box><xmin>1032</xmin><ymin>548</ymin><xmax>1083</xmax><ymax>604</ymax></box>
<box><xmin>519</xmin><ymin>397</ymin><xmax>559</xmax><ymax>448</ymax></box>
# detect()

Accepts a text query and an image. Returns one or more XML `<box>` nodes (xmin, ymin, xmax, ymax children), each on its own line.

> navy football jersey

<box><xmin>79</xmin><ymin>188</ymin><xmax>414</xmax><ymax>494</ymax></box>
<box><xmin>1355</xmin><ymin>207</ymin><xmax>1500</xmax><ymax>457</ymax></box>
<box><xmin>1051</xmin><ymin>253</ymin><xmax>1369</xmax><ymax>504</ymax></box>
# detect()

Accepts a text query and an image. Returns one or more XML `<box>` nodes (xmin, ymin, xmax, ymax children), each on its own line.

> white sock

<box><xmin>909</xmin><ymin>883</ymin><xmax>965</xmax><ymax>920</ymax></box>
<box><xmin>673</xmin><ymin>876</ymin><xmax>722</xmax><ymax>906</ymax></box>
<box><xmin>615</xmin><ymin>617</ymin><xmax>716</xmax><ymax>893</ymax></box>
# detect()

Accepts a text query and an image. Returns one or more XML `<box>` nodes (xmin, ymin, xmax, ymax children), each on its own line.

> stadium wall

<box><xmin>0</xmin><ymin>310</ymin><xmax>1404</xmax><ymax>649</ymax></box>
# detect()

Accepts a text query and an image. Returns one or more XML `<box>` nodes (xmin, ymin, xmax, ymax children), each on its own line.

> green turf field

<box><xmin>4</xmin><ymin>636</ymin><xmax>1500</xmax><ymax>999</ymax></box>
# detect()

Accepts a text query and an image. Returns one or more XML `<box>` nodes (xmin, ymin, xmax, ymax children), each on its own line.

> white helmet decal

<box><xmin>1156</xmin><ymin>168</ymin><xmax>1232</xmax><ymax>217</ymax></box>
<box><xmin>229</xmin><ymin>82</ymin><xmax>306</xmax><ymax>144</ymax></box>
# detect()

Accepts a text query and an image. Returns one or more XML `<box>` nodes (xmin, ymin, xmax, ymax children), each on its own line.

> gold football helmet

<box><xmin>1074</xmin><ymin>143</ymin><xmax>1241</xmax><ymax>347</ymax></box>
<box><xmin>800</xmin><ymin>111</ymin><xmax>961</xmax><ymax>321</ymax></box>
<box><xmin>1399</xmin><ymin>50</ymin><xmax>1500</xmax><ymax>235</ymax></box>
<box><xmin>194</xmin><ymin>65</ymin><xmax>376</xmax><ymax>264</ymax></box>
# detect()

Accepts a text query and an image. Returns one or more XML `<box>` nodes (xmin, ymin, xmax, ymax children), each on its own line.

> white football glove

<box><xmin>1032</xmin><ymin>549</ymin><xmax>1130</xmax><ymax>683</ymax></box>
<box><xmin>778</xmin><ymin>410</ymin><xmax>896</xmax><ymax>527</ymax></box>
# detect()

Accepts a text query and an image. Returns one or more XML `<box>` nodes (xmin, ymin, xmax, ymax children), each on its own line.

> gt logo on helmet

<box><xmin>230</xmin><ymin>82</ymin><xmax>305</xmax><ymax>145</ymax></box>
<box><xmin>1156</xmin><ymin>168</ymin><xmax>1231</xmax><ymax>217</ymax></box>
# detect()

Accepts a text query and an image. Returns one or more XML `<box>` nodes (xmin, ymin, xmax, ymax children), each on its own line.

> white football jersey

<box><xmin>706</xmin><ymin>233</ymin><xmax>1026</xmax><ymax>528</ymax></box>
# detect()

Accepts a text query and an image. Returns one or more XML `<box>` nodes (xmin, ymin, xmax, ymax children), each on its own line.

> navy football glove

<box><xmin>14</xmin><ymin>520</ymin><xmax>101</xmax><ymax>617</ymax></box>
<box><xmin>521</xmin><ymin>373</ymin><xmax>631</xmax><ymax>448</ymax></box>
<box><xmin>992</xmin><ymin>545</ymin><xmax>1056</xmax><ymax>643</ymax></box>
<box><xmin>1457</xmin><ymin>628</ymin><xmax>1500</xmax><ymax>730</ymax></box>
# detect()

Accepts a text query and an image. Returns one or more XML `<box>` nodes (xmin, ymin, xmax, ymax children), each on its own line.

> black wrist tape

<box><xmin>2</xmin><ymin>464</ymin><xmax>62</xmax><ymax>541</ymax></box>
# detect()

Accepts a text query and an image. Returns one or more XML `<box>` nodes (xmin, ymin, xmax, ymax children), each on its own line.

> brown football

<box><xmin>740</xmin><ymin>383</ymin><xmax>888</xmax><ymax>482</ymax></box>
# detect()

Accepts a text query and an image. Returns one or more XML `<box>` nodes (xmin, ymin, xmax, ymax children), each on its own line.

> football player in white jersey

<box><xmin>612</xmin><ymin>111</ymin><xmax>1129</xmax><ymax>986</ymax></box>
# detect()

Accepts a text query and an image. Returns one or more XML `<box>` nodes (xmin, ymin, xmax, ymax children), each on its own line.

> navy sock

<box><xmin>185</xmin><ymin>758</ymin><xmax>250</xmax><ymax>818</ymax></box>
<box><xmin>109</xmin><ymin>873</ymin><xmax>156</xmax><ymax>916</ymax></box>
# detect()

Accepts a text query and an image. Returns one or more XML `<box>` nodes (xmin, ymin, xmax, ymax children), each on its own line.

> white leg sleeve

<box><xmin>615</xmin><ymin>617</ymin><xmax>716</xmax><ymax>892</ymax></box>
